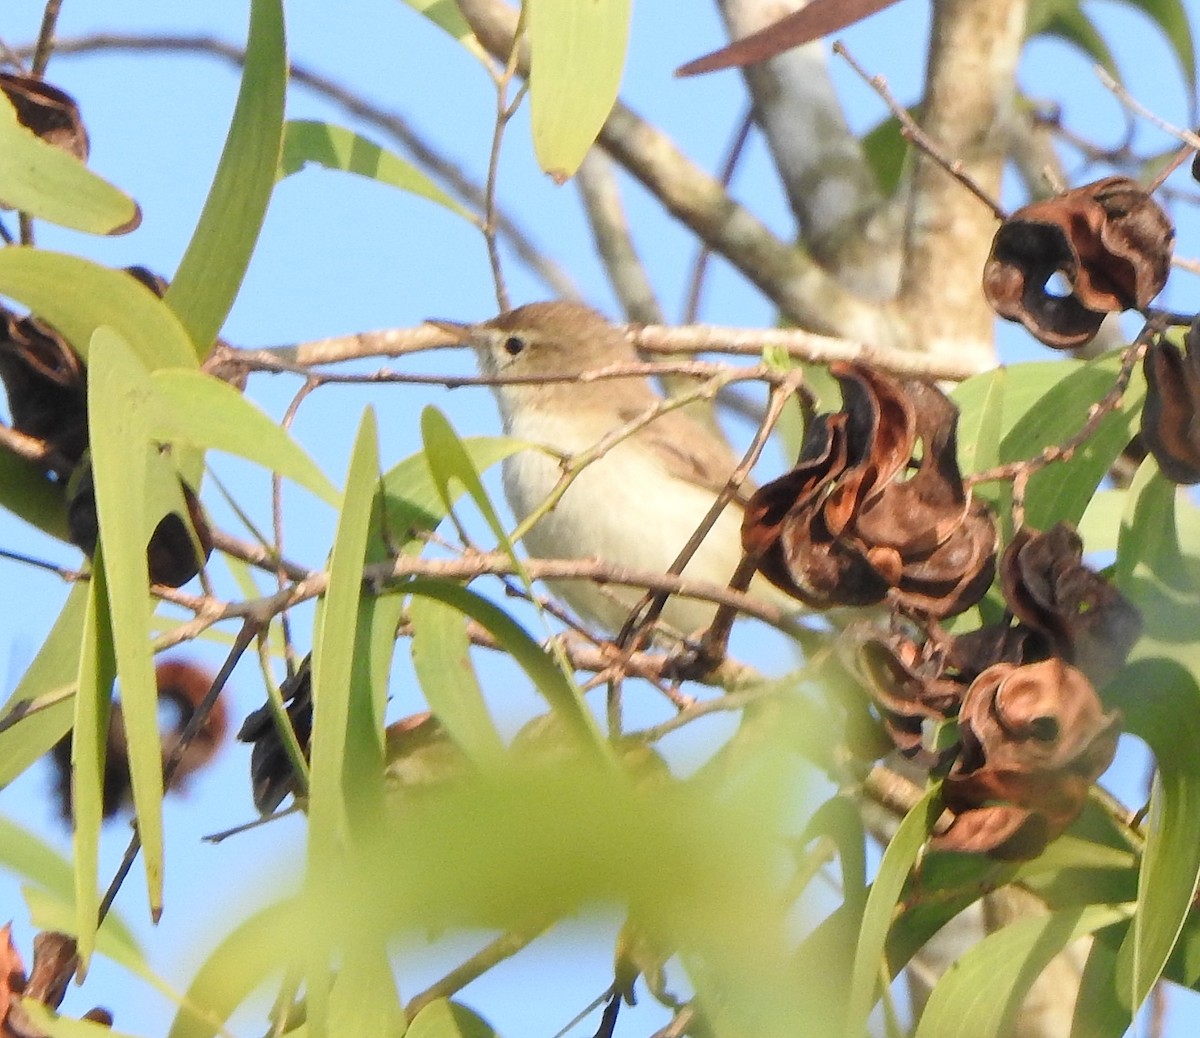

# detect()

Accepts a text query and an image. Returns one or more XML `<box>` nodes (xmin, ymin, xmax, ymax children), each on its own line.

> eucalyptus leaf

<box><xmin>527</xmin><ymin>0</ymin><xmax>631</xmax><ymax>181</ymax></box>
<box><xmin>164</xmin><ymin>0</ymin><xmax>287</xmax><ymax>356</ymax></box>
<box><xmin>0</xmin><ymin>92</ymin><xmax>140</xmax><ymax>235</ymax></box>
<box><xmin>279</xmin><ymin>120</ymin><xmax>472</xmax><ymax>220</ymax></box>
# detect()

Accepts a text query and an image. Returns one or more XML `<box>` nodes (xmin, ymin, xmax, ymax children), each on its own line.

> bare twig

<box><xmin>833</xmin><ymin>41</ymin><xmax>1004</xmax><ymax>221</ymax></box>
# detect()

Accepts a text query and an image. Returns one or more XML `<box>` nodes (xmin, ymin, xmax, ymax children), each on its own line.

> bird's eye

<box><xmin>503</xmin><ymin>335</ymin><xmax>526</xmax><ymax>356</ymax></box>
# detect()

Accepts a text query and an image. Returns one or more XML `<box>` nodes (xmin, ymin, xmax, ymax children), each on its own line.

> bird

<box><xmin>431</xmin><ymin>300</ymin><xmax>781</xmax><ymax>636</ymax></box>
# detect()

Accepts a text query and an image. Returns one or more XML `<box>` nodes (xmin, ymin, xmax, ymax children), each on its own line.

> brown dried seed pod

<box><xmin>0</xmin><ymin>72</ymin><xmax>89</xmax><ymax>160</ymax></box>
<box><xmin>982</xmin><ymin>176</ymin><xmax>1173</xmax><ymax>349</ymax></box>
<box><xmin>742</xmin><ymin>363</ymin><xmax>996</xmax><ymax>618</ymax></box>
<box><xmin>1142</xmin><ymin>325</ymin><xmax>1200</xmax><ymax>485</ymax></box>
<box><xmin>935</xmin><ymin>659</ymin><xmax>1120</xmax><ymax>860</ymax></box>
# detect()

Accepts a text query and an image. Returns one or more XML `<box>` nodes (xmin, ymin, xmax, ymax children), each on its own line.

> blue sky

<box><xmin>0</xmin><ymin>0</ymin><xmax>1197</xmax><ymax>1034</ymax></box>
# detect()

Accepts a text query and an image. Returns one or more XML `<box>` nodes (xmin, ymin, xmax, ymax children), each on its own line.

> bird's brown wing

<box><xmin>620</xmin><ymin>405</ymin><xmax>756</xmax><ymax>503</ymax></box>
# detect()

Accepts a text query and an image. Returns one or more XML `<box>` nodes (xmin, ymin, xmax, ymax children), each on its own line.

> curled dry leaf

<box><xmin>1142</xmin><ymin>324</ymin><xmax>1200</xmax><ymax>484</ymax></box>
<box><xmin>0</xmin><ymin>73</ymin><xmax>88</xmax><ymax>161</ymax></box>
<box><xmin>936</xmin><ymin>659</ymin><xmax>1120</xmax><ymax>860</ymax></box>
<box><xmin>982</xmin><ymin>176</ymin><xmax>1173</xmax><ymax>349</ymax></box>
<box><xmin>742</xmin><ymin>362</ymin><xmax>996</xmax><ymax>618</ymax></box>
<box><xmin>50</xmin><ymin>659</ymin><xmax>227</xmax><ymax>821</ymax></box>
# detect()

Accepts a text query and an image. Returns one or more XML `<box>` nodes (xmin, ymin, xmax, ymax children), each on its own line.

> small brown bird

<box><xmin>434</xmin><ymin>301</ymin><xmax>782</xmax><ymax>634</ymax></box>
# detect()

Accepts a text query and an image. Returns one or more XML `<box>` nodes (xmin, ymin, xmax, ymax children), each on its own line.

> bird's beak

<box><xmin>425</xmin><ymin>317</ymin><xmax>472</xmax><ymax>344</ymax></box>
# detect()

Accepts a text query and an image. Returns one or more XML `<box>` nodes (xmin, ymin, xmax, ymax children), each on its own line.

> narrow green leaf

<box><xmin>164</xmin><ymin>0</ymin><xmax>287</xmax><ymax>356</ymax></box>
<box><xmin>381</xmin><ymin>434</ymin><xmax>525</xmax><ymax>553</ymax></box>
<box><xmin>0</xmin><ymin>93</ymin><xmax>140</xmax><ymax>235</ymax></box>
<box><xmin>914</xmin><ymin>904</ymin><xmax>1131</xmax><ymax>1038</ymax></box>
<box><xmin>151</xmin><ymin>369</ymin><xmax>339</xmax><ymax>505</ymax></box>
<box><xmin>405</xmin><ymin>579</ymin><xmax>607</xmax><ymax>759</ymax></box>
<box><xmin>87</xmin><ymin>329</ymin><xmax>166</xmax><ymax>916</ymax></box>
<box><xmin>279</xmin><ymin>120</ymin><xmax>472</xmax><ymax>220</ymax></box>
<box><xmin>399</xmin><ymin>0</ymin><xmax>479</xmax><ymax>44</ymax></box>
<box><xmin>309</xmin><ymin>408</ymin><xmax>384</xmax><ymax>848</ymax></box>
<box><xmin>71</xmin><ymin>552</ymin><xmax>115</xmax><ymax>970</ymax></box>
<box><xmin>408</xmin><ymin>999</ymin><xmax>499</xmax><ymax>1038</ymax></box>
<box><xmin>952</xmin><ymin>366</ymin><xmax>1006</xmax><ymax>476</ymax></box>
<box><xmin>409</xmin><ymin>594</ymin><xmax>505</xmax><ymax>767</ymax></box>
<box><xmin>1070</xmin><ymin>922</ymin><xmax>1132</xmax><ymax>1038</ymax></box>
<box><xmin>527</xmin><ymin>0</ymin><xmax>631</xmax><ymax>181</ymax></box>
<box><xmin>0</xmin><ymin>249</ymin><xmax>195</xmax><ymax>369</ymax></box>
<box><xmin>0</xmin><ymin>583</ymin><xmax>87</xmax><ymax>789</ymax></box>
<box><xmin>0</xmin><ymin>447</ymin><xmax>69</xmax><ymax>540</ymax></box>
<box><xmin>843</xmin><ymin>786</ymin><xmax>943</xmax><ymax>1037</ymax></box>
<box><xmin>998</xmin><ymin>351</ymin><xmax>1145</xmax><ymax>530</ymax></box>
<box><xmin>167</xmin><ymin>898</ymin><xmax>301</xmax><ymax>1038</ymax></box>
<box><xmin>796</xmin><ymin>795</ymin><xmax>867</xmax><ymax>916</ymax></box>
<box><xmin>16</xmin><ymin>1003</ymin><xmax>141</xmax><ymax>1038</ymax></box>
<box><xmin>23</xmin><ymin>885</ymin><xmax>143</xmax><ymax>988</ymax></box>
<box><xmin>1108</xmin><ymin>464</ymin><xmax>1200</xmax><ymax>1011</ymax></box>
<box><xmin>326</xmin><ymin>940</ymin><xmax>405</xmax><ymax>1037</ymax></box>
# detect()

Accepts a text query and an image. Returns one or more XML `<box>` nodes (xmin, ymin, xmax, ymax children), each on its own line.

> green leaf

<box><xmin>1108</xmin><ymin>463</ymin><xmax>1200</xmax><ymax>1012</ymax></box>
<box><xmin>405</xmin><ymin>580</ymin><xmax>607</xmax><ymax>760</ymax></box>
<box><xmin>279</xmin><ymin>120</ymin><xmax>472</xmax><ymax>221</ymax></box>
<box><xmin>860</xmin><ymin>113</ymin><xmax>909</xmax><ymax>198</ymax></box>
<box><xmin>87</xmin><ymin>329</ymin><xmax>168</xmax><ymax>916</ymax></box>
<box><xmin>381</xmin><ymin>434</ymin><xmax>525</xmax><ymax>553</ymax></box>
<box><xmin>71</xmin><ymin>553</ymin><xmax>116</xmax><ymax>970</ymax></box>
<box><xmin>15</xmin><ymin>1003</ymin><xmax>141</xmax><ymax>1038</ymax></box>
<box><xmin>952</xmin><ymin>365</ymin><xmax>1006</xmax><ymax>476</ymax></box>
<box><xmin>527</xmin><ymin>0</ymin><xmax>631</xmax><ymax>181</ymax></box>
<box><xmin>164</xmin><ymin>0</ymin><xmax>286</xmax><ymax>356</ymax></box>
<box><xmin>150</xmin><ymin>369</ymin><xmax>339</xmax><ymax>505</ymax></box>
<box><xmin>309</xmin><ymin>409</ymin><xmax>384</xmax><ymax>849</ymax></box>
<box><xmin>399</xmin><ymin>0</ymin><xmax>479</xmax><ymax>44</ymax></box>
<box><xmin>1070</xmin><ymin>922</ymin><xmax>1132</xmax><ymax>1038</ymax></box>
<box><xmin>843</xmin><ymin>786</ymin><xmax>943</xmax><ymax>1037</ymax></box>
<box><xmin>410</xmin><ymin>594</ymin><xmax>505</xmax><ymax>766</ymax></box>
<box><xmin>166</xmin><ymin>898</ymin><xmax>301</xmax><ymax>1038</ymax></box>
<box><xmin>997</xmin><ymin>351</ymin><xmax>1145</xmax><ymax>530</ymax></box>
<box><xmin>0</xmin><ymin>447</ymin><xmax>69</xmax><ymax>541</ymax></box>
<box><xmin>408</xmin><ymin>999</ymin><xmax>499</xmax><ymax>1038</ymax></box>
<box><xmin>0</xmin><ymin>583</ymin><xmax>87</xmax><ymax>789</ymax></box>
<box><xmin>0</xmin><ymin>249</ymin><xmax>196</xmax><ymax>369</ymax></box>
<box><xmin>914</xmin><ymin>904</ymin><xmax>1131</xmax><ymax>1038</ymax></box>
<box><xmin>0</xmin><ymin>93</ymin><xmax>140</xmax><ymax>235</ymax></box>
<box><xmin>23</xmin><ymin>885</ymin><xmax>143</xmax><ymax>988</ymax></box>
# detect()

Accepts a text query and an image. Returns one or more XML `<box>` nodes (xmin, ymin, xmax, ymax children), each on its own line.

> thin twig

<box><xmin>1095</xmin><ymin>66</ymin><xmax>1200</xmax><ymax>153</ymax></box>
<box><xmin>30</xmin><ymin>0</ymin><xmax>64</xmax><ymax>77</ymax></box>
<box><xmin>97</xmin><ymin>619</ymin><xmax>260</xmax><ymax>925</ymax></box>
<box><xmin>833</xmin><ymin>40</ymin><xmax>1006</xmax><ymax>221</ymax></box>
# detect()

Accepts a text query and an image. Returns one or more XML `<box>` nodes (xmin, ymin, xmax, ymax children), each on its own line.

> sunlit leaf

<box><xmin>844</xmin><ymin>786</ymin><xmax>943</xmax><ymax>1037</ymax></box>
<box><xmin>527</xmin><ymin>0</ymin><xmax>631</xmax><ymax>181</ymax></box>
<box><xmin>87</xmin><ymin>329</ymin><xmax>167</xmax><ymax>917</ymax></box>
<box><xmin>71</xmin><ymin>553</ymin><xmax>115</xmax><ymax>970</ymax></box>
<box><xmin>164</xmin><ymin>0</ymin><xmax>286</xmax><ymax>356</ymax></box>
<box><xmin>405</xmin><ymin>579</ymin><xmax>607</xmax><ymax>759</ymax></box>
<box><xmin>0</xmin><ymin>249</ymin><xmax>195</xmax><ymax>370</ymax></box>
<box><xmin>914</xmin><ymin>904</ymin><xmax>1131</xmax><ymax>1038</ymax></box>
<box><xmin>0</xmin><ymin>92</ymin><xmax>140</xmax><ymax>234</ymax></box>
<box><xmin>399</xmin><ymin>0</ymin><xmax>479</xmax><ymax>45</ymax></box>
<box><xmin>0</xmin><ymin>583</ymin><xmax>87</xmax><ymax>788</ymax></box>
<box><xmin>1108</xmin><ymin>463</ymin><xmax>1200</xmax><ymax>1012</ymax></box>
<box><xmin>997</xmin><ymin>351</ymin><xmax>1145</xmax><ymax>530</ymax></box>
<box><xmin>953</xmin><ymin>365</ymin><xmax>1006</xmax><ymax>476</ymax></box>
<box><xmin>279</xmin><ymin>120</ymin><xmax>472</xmax><ymax>220</ymax></box>
<box><xmin>150</xmin><ymin>369</ymin><xmax>339</xmax><ymax>505</ymax></box>
<box><xmin>410</xmin><ymin>593</ymin><xmax>504</xmax><ymax>766</ymax></box>
<box><xmin>408</xmin><ymin>999</ymin><xmax>499</xmax><ymax>1038</ymax></box>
